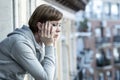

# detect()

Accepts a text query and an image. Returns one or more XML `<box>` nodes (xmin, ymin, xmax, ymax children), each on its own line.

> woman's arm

<box><xmin>11</xmin><ymin>41</ymin><xmax>55</xmax><ymax>80</ymax></box>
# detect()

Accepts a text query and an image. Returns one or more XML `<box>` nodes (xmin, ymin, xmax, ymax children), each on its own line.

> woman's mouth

<box><xmin>54</xmin><ymin>34</ymin><xmax>59</xmax><ymax>38</ymax></box>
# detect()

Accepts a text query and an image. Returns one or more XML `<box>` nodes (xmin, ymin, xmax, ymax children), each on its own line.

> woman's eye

<box><xmin>52</xmin><ymin>24</ymin><xmax>57</xmax><ymax>26</ymax></box>
<box><xmin>59</xmin><ymin>24</ymin><xmax>61</xmax><ymax>27</ymax></box>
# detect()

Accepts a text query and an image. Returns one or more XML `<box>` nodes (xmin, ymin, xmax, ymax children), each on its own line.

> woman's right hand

<box><xmin>37</xmin><ymin>21</ymin><xmax>55</xmax><ymax>46</ymax></box>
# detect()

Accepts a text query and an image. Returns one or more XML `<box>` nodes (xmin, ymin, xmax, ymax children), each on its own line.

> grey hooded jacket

<box><xmin>0</xmin><ymin>25</ymin><xmax>56</xmax><ymax>80</ymax></box>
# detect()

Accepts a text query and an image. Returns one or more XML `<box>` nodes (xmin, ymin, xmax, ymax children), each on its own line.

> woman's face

<box><xmin>50</xmin><ymin>20</ymin><xmax>62</xmax><ymax>40</ymax></box>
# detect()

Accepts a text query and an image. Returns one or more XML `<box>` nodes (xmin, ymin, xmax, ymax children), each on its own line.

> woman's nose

<box><xmin>56</xmin><ymin>27</ymin><xmax>61</xmax><ymax>32</ymax></box>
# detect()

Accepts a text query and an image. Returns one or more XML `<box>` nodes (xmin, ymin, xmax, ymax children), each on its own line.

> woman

<box><xmin>0</xmin><ymin>4</ymin><xmax>63</xmax><ymax>80</ymax></box>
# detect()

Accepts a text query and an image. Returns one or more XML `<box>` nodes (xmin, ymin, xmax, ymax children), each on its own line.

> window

<box><xmin>85</xmin><ymin>1</ymin><xmax>92</xmax><ymax>18</ymax></box>
<box><xmin>111</xmin><ymin>3</ymin><xmax>119</xmax><ymax>19</ymax></box>
<box><xmin>103</xmin><ymin>2</ymin><xmax>110</xmax><ymax>19</ymax></box>
<box><xmin>92</xmin><ymin>0</ymin><xmax>103</xmax><ymax>19</ymax></box>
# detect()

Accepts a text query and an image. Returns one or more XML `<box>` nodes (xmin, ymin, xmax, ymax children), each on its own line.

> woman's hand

<box><xmin>37</xmin><ymin>21</ymin><xmax>55</xmax><ymax>46</ymax></box>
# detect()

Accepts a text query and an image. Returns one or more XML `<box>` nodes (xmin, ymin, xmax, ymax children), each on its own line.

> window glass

<box><xmin>111</xmin><ymin>3</ymin><xmax>119</xmax><ymax>16</ymax></box>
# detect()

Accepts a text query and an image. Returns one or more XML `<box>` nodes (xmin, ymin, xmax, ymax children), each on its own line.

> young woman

<box><xmin>0</xmin><ymin>4</ymin><xmax>63</xmax><ymax>80</ymax></box>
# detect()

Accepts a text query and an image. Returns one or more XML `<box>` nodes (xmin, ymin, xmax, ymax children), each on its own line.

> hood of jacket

<box><xmin>7</xmin><ymin>25</ymin><xmax>43</xmax><ymax>52</ymax></box>
<box><xmin>8</xmin><ymin>25</ymin><xmax>33</xmax><ymax>40</ymax></box>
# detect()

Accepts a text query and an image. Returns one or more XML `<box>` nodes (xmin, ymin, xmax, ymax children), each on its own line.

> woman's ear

<box><xmin>37</xmin><ymin>22</ymin><xmax>42</xmax><ymax>30</ymax></box>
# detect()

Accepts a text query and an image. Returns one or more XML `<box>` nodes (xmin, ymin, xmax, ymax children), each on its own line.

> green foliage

<box><xmin>79</xmin><ymin>18</ymin><xmax>88</xmax><ymax>32</ymax></box>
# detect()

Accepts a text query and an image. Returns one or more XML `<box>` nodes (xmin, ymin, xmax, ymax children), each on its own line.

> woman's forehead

<box><xmin>50</xmin><ymin>20</ymin><xmax>62</xmax><ymax>24</ymax></box>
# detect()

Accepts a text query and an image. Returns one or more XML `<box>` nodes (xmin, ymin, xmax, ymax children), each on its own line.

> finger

<box><xmin>41</xmin><ymin>23</ymin><xmax>44</xmax><ymax>37</ymax></box>
<box><xmin>44</xmin><ymin>22</ymin><xmax>47</xmax><ymax>37</ymax></box>
<box><xmin>48</xmin><ymin>22</ymin><xmax>51</xmax><ymax>38</ymax></box>
<box><xmin>47</xmin><ymin>21</ymin><xmax>50</xmax><ymax>37</ymax></box>
<box><xmin>50</xmin><ymin>26</ymin><xmax>55</xmax><ymax>38</ymax></box>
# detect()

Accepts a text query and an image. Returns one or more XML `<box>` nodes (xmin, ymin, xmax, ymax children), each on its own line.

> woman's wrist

<box><xmin>45</xmin><ymin>43</ymin><xmax>54</xmax><ymax>46</ymax></box>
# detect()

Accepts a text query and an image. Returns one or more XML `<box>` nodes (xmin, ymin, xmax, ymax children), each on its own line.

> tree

<box><xmin>79</xmin><ymin>18</ymin><xmax>88</xmax><ymax>32</ymax></box>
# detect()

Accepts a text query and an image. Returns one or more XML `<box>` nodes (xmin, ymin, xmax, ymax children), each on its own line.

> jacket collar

<box><xmin>22</xmin><ymin>25</ymin><xmax>43</xmax><ymax>53</ymax></box>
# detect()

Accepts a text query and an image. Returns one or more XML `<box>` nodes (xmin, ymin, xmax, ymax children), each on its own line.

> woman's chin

<box><xmin>54</xmin><ymin>35</ymin><xmax>59</xmax><ymax>38</ymax></box>
<box><xmin>54</xmin><ymin>35</ymin><xmax>60</xmax><ymax>40</ymax></box>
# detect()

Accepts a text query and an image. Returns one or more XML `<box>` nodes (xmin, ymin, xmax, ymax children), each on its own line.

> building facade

<box><xmin>0</xmin><ymin>0</ymin><xmax>86</xmax><ymax>80</ymax></box>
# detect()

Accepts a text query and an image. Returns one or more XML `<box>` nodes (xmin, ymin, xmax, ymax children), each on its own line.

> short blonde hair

<box><xmin>28</xmin><ymin>4</ymin><xmax>63</xmax><ymax>33</ymax></box>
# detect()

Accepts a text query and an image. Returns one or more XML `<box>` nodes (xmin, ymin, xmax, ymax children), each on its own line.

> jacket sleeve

<box><xmin>11</xmin><ymin>41</ymin><xmax>55</xmax><ymax>80</ymax></box>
